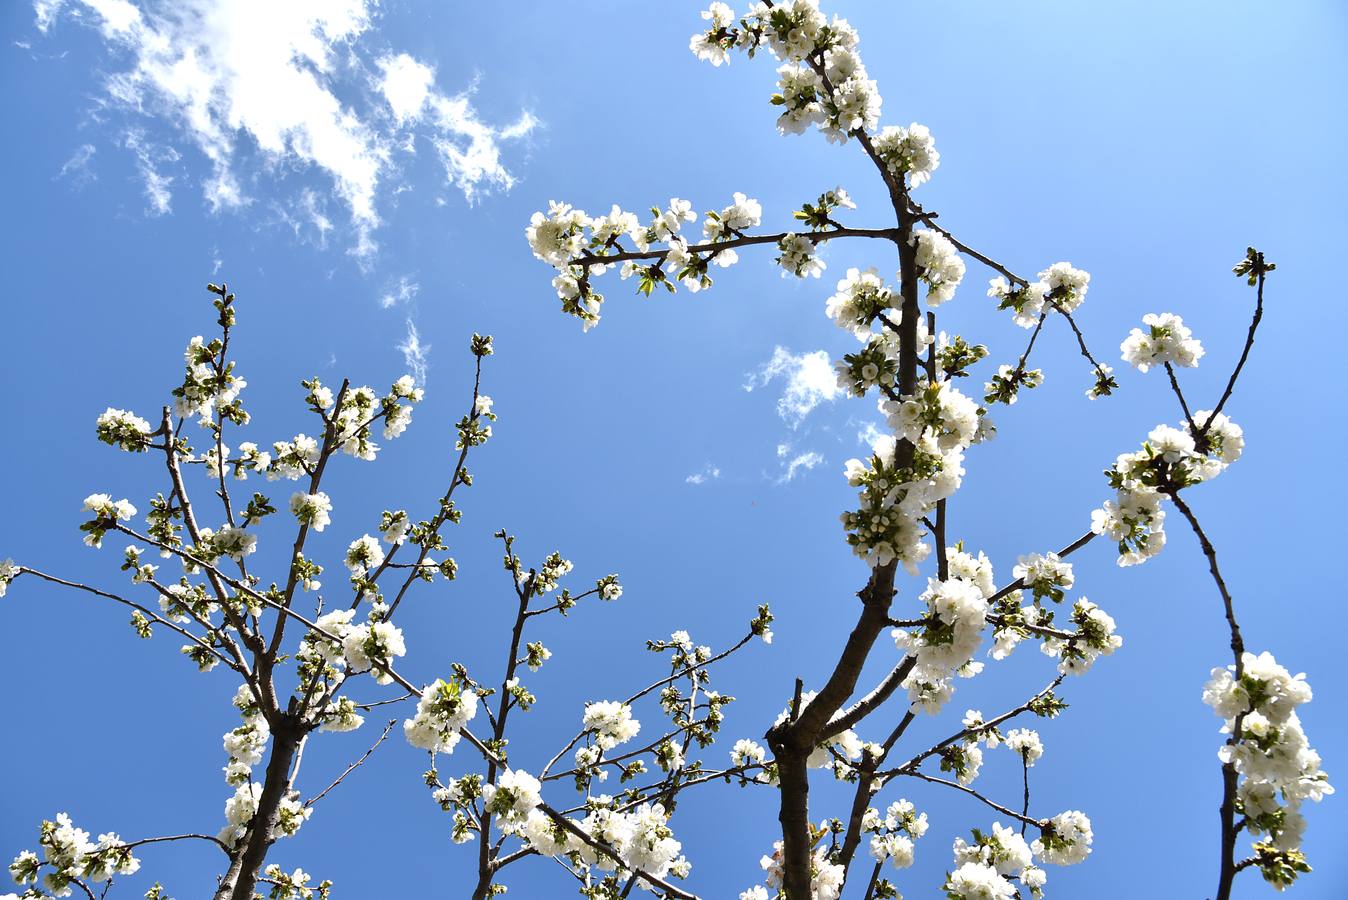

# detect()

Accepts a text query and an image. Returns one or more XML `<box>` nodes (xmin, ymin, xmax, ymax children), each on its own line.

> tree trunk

<box><xmin>214</xmin><ymin>719</ymin><xmax>302</xmax><ymax>900</ymax></box>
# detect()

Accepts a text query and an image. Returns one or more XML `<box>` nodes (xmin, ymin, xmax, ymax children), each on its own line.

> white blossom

<box><xmin>1121</xmin><ymin>312</ymin><xmax>1205</xmax><ymax>372</ymax></box>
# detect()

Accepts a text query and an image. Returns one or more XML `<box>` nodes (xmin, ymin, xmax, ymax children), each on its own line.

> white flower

<box><xmin>774</xmin><ymin>64</ymin><xmax>824</xmax><ymax>135</ymax></box>
<box><xmin>1120</xmin><ymin>312</ymin><xmax>1205</xmax><ymax>372</ymax></box>
<box><xmin>1033</xmin><ymin>810</ymin><xmax>1093</xmax><ymax>865</ymax></box>
<box><xmin>825</xmin><ymin>267</ymin><xmax>894</xmax><ymax>338</ymax></box>
<box><xmin>481</xmin><ymin>769</ymin><xmax>543</xmax><ymax>833</ymax></box>
<box><xmin>380</xmin><ymin>510</ymin><xmax>410</xmax><ymax>545</ymax></box>
<box><xmin>0</xmin><ymin>559</ymin><xmax>17</xmax><ymax>598</ymax></box>
<box><xmin>705</xmin><ymin>192</ymin><xmax>762</xmax><ymax>241</ymax></box>
<box><xmin>344</xmin><ymin>534</ymin><xmax>385</xmax><ymax>576</ymax></box>
<box><xmin>870</xmin><ymin>832</ymin><xmax>915</xmax><ymax>869</ymax></box>
<box><xmin>220</xmin><ymin>782</ymin><xmax>263</xmax><ymax>847</ymax></box>
<box><xmin>1203</xmin><ymin>651</ymin><xmax>1312</xmax><ymax>725</ymax></box>
<box><xmin>987</xmin><ymin>277</ymin><xmax>1048</xmax><ymax>329</ymax></box>
<box><xmin>777</xmin><ymin>233</ymin><xmax>826</xmax><ymax>278</ymax></box>
<box><xmin>760</xmin><ymin>840</ymin><xmax>844</xmax><ymax>900</ymax></box>
<box><xmin>213</xmin><ymin>526</ymin><xmax>257</xmax><ymax>562</ymax></box>
<box><xmin>526</xmin><ymin>201</ymin><xmax>589</xmax><ymax>266</ymax></box>
<box><xmin>1194</xmin><ymin>410</ymin><xmax>1245</xmax><ymax>463</ymax></box>
<box><xmin>95</xmin><ymin>407</ymin><xmax>153</xmax><ymax>452</ymax></box>
<box><xmin>1038</xmin><ymin>261</ymin><xmax>1090</xmax><ymax>312</ymax></box>
<box><xmin>289</xmin><ymin>491</ymin><xmax>332</xmax><ymax>532</ymax></box>
<box><xmin>342</xmin><ymin>621</ymin><xmax>406</xmax><ymax>684</ymax></box>
<box><xmin>945</xmin><ymin>861</ymin><xmax>1015</xmax><ymax>899</ymax></box>
<box><xmin>583</xmin><ymin>701</ymin><xmax>641</xmax><ymax>749</ymax></box>
<box><xmin>404</xmin><ymin>678</ymin><xmax>479</xmax><ymax>753</ymax></box>
<box><xmin>731</xmin><ymin>738</ymin><xmax>767</xmax><ymax>768</ymax></box>
<box><xmin>1011</xmin><ymin>552</ymin><xmax>1073</xmax><ymax>602</ymax></box>
<box><xmin>1005</xmin><ymin>729</ymin><xmax>1044</xmax><ymax>766</ymax></box>
<box><xmin>690</xmin><ymin>2</ymin><xmax>737</xmax><ymax>66</ymax></box>
<box><xmin>911</xmin><ymin>230</ymin><xmax>965</xmax><ymax>306</ymax></box>
<box><xmin>872</xmin><ymin>123</ymin><xmax>939</xmax><ymax>187</ymax></box>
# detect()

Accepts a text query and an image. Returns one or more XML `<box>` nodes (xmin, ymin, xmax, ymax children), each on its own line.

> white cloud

<box><xmin>780</xmin><ymin>450</ymin><xmax>823</xmax><ymax>483</ymax></box>
<box><xmin>376</xmin><ymin>56</ymin><xmax>539</xmax><ymax>202</ymax></box>
<box><xmin>856</xmin><ymin>421</ymin><xmax>884</xmax><ymax>448</ymax></box>
<box><xmin>299</xmin><ymin>189</ymin><xmax>334</xmax><ymax>240</ymax></box>
<box><xmin>379</xmin><ymin>275</ymin><xmax>420</xmax><ymax>309</ymax></box>
<box><xmin>124</xmin><ymin>130</ymin><xmax>177</xmax><ymax>215</ymax></box>
<box><xmin>37</xmin><ymin>0</ymin><xmax>536</xmax><ymax>255</ymax></box>
<box><xmin>55</xmin><ymin>143</ymin><xmax>97</xmax><ymax>185</ymax></box>
<box><xmin>34</xmin><ymin>0</ymin><xmax>65</xmax><ymax>32</ymax></box>
<box><xmin>377</xmin><ymin>53</ymin><xmax>434</xmax><ymax>124</ymax></box>
<box><xmin>772</xmin><ymin>442</ymin><xmax>825</xmax><ymax>483</ymax></box>
<box><xmin>685</xmin><ymin>464</ymin><xmax>722</xmax><ymax>485</ymax></box>
<box><xmin>745</xmin><ymin>346</ymin><xmax>842</xmax><ymax>427</ymax></box>
<box><xmin>397</xmin><ymin>318</ymin><xmax>430</xmax><ymax>384</ymax></box>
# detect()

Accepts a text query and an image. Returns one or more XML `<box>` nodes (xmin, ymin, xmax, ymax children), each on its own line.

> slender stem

<box><xmin>17</xmin><ymin>568</ymin><xmax>241</xmax><ymax>674</ymax></box>
<box><xmin>1201</xmin><ymin>266</ymin><xmax>1267</xmax><ymax>434</ymax></box>
<box><xmin>900</xmin><ymin>769</ymin><xmax>1043</xmax><ymax>828</ymax></box>
<box><xmin>572</xmin><ymin>226</ymin><xmax>898</xmax><ymax>269</ymax></box>
<box><xmin>987</xmin><ymin>531</ymin><xmax>1097</xmax><ymax>604</ymax></box>
<box><xmin>305</xmin><ymin>719</ymin><xmax>397</xmax><ymax>808</ymax></box>
<box><xmin>117</xmin><ymin>833</ymin><xmax>232</xmax><ymax>855</ymax></box>
<box><xmin>1165</xmin><ymin>362</ymin><xmax>1199</xmax><ymax>437</ymax></box>
<box><xmin>1020</xmin><ymin>757</ymin><xmax>1031</xmax><ymax>837</ymax></box>
<box><xmin>880</xmin><ymin>675</ymin><xmax>1065</xmax><ymax>779</ymax></box>
<box><xmin>1166</xmin><ymin>489</ymin><xmax>1246</xmax><ymax>900</ymax></box>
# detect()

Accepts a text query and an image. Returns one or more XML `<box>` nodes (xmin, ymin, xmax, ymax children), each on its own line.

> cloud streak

<box><xmin>685</xmin><ymin>464</ymin><xmax>722</xmax><ymax>486</ymax></box>
<box><xmin>380</xmin><ymin>275</ymin><xmax>420</xmax><ymax>309</ymax></box>
<box><xmin>397</xmin><ymin>318</ymin><xmax>430</xmax><ymax>385</ymax></box>
<box><xmin>775</xmin><ymin>443</ymin><xmax>823</xmax><ymax>483</ymax></box>
<box><xmin>55</xmin><ymin>143</ymin><xmax>97</xmax><ymax>185</ymax></box>
<box><xmin>35</xmin><ymin>0</ymin><xmax>538</xmax><ymax>256</ymax></box>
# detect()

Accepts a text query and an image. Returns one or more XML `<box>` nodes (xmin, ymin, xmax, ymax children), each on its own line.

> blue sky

<box><xmin>2</xmin><ymin>1</ymin><xmax>1346</xmax><ymax>897</ymax></box>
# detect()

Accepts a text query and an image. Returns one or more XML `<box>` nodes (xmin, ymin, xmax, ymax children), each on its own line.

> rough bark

<box><xmin>214</xmin><ymin>718</ymin><xmax>302</xmax><ymax>900</ymax></box>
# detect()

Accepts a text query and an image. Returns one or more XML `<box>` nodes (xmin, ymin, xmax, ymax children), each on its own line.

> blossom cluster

<box><xmin>220</xmin><ymin>782</ymin><xmax>309</xmax><ymax>849</ymax></box>
<box><xmin>405</xmin><ymin>678</ymin><xmax>480</xmax><ymax>755</ymax></box>
<box><xmin>948</xmin><ymin>823</ymin><xmax>1043</xmax><ymax>899</ymax></box>
<box><xmin>758</xmin><ymin>835</ymin><xmax>844</xmax><ymax>900</ymax></box>
<box><xmin>865</xmin><ymin>798</ymin><xmax>929</xmax><ymax>871</ymax></box>
<box><xmin>1091</xmin><ymin>412</ymin><xmax>1244</xmax><ymax>565</ymax></box>
<box><xmin>521</xmin><ymin>798</ymin><xmax>690</xmax><ymax>888</ymax></box>
<box><xmin>0</xmin><ymin>559</ymin><xmax>17</xmax><ymax>599</ymax></box>
<box><xmin>7</xmin><ymin>814</ymin><xmax>140</xmax><ymax>898</ymax></box>
<box><xmin>223</xmin><ymin>684</ymin><xmax>269</xmax><ymax>785</ymax></box>
<box><xmin>1203</xmin><ymin>652</ymin><xmax>1332</xmax><ymax>888</ymax></box>
<box><xmin>1121</xmin><ymin>312</ymin><xmax>1204</xmax><ymax>372</ymax></box>
<box><xmin>911</xmin><ymin>230</ymin><xmax>966</xmax><ymax>307</ymax></box>
<box><xmin>839</xmin><ymin>377</ymin><xmax>983</xmax><ymax>574</ymax></box>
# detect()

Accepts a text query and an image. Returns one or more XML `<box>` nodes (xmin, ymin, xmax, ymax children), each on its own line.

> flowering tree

<box><xmin>1</xmin><ymin>4</ymin><xmax>1333</xmax><ymax>900</ymax></box>
<box><xmin>0</xmin><ymin>286</ymin><xmax>774</xmax><ymax>900</ymax></box>
<box><xmin>521</xmin><ymin>2</ymin><xmax>1332</xmax><ymax>899</ymax></box>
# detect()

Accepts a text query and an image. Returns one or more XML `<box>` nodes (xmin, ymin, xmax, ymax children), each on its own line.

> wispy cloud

<box><xmin>775</xmin><ymin>443</ymin><xmax>824</xmax><ymax>483</ymax></box>
<box><xmin>397</xmin><ymin>318</ymin><xmax>430</xmax><ymax>384</ymax></box>
<box><xmin>34</xmin><ymin>0</ymin><xmax>537</xmax><ymax>256</ymax></box>
<box><xmin>380</xmin><ymin>275</ymin><xmax>420</xmax><ymax>309</ymax></box>
<box><xmin>376</xmin><ymin>55</ymin><xmax>538</xmax><ymax>203</ymax></box>
<box><xmin>124</xmin><ymin>130</ymin><xmax>177</xmax><ymax>215</ymax></box>
<box><xmin>856</xmin><ymin>421</ymin><xmax>884</xmax><ymax>447</ymax></box>
<box><xmin>55</xmin><ymin>142</ymin><xmax>97</xmax><ymax>186</ymax></box>
<box><xmin>685</xmin><ymin>464</ymin><xmax>722</xmax><ymax>486</ymax></box>
<box><xmin>745</xmin><ymin>346</ymin><xmax>842</xmax><ymax>428</ymax></box>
